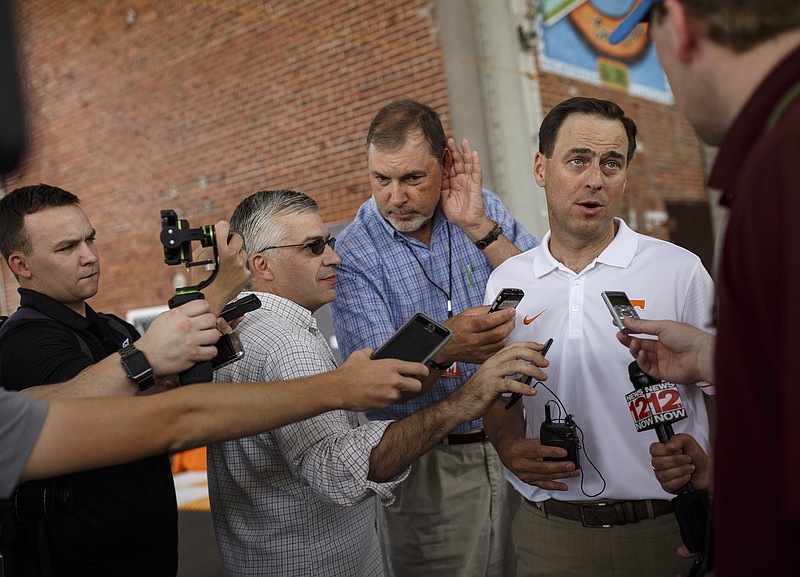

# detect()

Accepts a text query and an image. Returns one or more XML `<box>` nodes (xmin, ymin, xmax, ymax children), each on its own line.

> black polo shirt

<box><xmin>0</xmin><ymin>288</ymin><xmax>177</xmax><ymax>577</ymax></box>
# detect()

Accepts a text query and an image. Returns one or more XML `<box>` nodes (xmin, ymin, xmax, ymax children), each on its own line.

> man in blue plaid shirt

<box><xmin>331</xmin><ymin>99</ymin><xmax>539</xmax><ymax>577</ymax></box>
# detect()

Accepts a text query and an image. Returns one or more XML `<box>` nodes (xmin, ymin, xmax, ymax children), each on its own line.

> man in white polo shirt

<box><xmin>483</xmin><ymin>97</ymin><xmax>715</xmax><ymax>577</ymax></box>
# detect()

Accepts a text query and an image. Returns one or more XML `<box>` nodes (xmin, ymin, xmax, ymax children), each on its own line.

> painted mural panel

<box><xmin>537</xmin><ymin>0</ymin><xmax>672</xmax><ymax>103</ymax></box>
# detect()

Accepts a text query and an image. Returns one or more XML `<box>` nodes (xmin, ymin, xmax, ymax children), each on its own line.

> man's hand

<box><xmin>481</xmin><ymin>341</ymin><xmax>581</xmax><ymax>491</ymax></box>
<box><xmin>332</xmin><ymin>349</ymin><xmax>428</xmax><ymax>411</ymax></box>
<box><xmin>440</xmin><ymin>137</ymin><xmax>495</xmax><ymax>241</ymax></box>
<box><xmin>499</xmin><ymin>434</ymin><xmax>581</xmax><ymax>491</ymax></box>
<box><xmin>449</xmin><ymin>341</ymin><xmax>547</xmax><ymax>421</ymax></box>
<box><xmin>617</xmin><ymin>318</ymin><xmax>716</xmax><ymax>384</ymax></box>
<box><xmin>650</xmin><ymin>433</ymin><xmax>712</xmax><ymax>493</ymax></box>
<box><xmin>190</xmin><ymin>220</ymin><xmax>250</xmax><ymax>315</ymax></box>
<box><xmin>135</xmin><ymin>300</ymin><xmax>220</xmax><ymax>378</ymax></box>
<box><xmin>431</xmin><ymin>305</ymin><xmax>515</xmax><ymax>366</ymax></box>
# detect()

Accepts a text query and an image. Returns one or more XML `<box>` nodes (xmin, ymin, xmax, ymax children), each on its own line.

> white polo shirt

<box><xmin>485</xmin><ymin>219</ymin><xmax>715</xmax><ymax>503</ymax></box>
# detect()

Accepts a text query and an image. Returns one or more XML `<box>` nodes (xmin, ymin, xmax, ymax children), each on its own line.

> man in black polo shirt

<box><xmin>0</xmin><ymin>183</ymin><xmax>247</xmax><ymax>577</ymax></box>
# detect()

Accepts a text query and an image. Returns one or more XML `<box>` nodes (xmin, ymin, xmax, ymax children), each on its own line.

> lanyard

<box><xmin>399</xmin><ymin>222</ymin><xmax>454</xmax><ymax>318</ymax></box>
<box><xmin>765</xmin><ymin>79</ymin><xmax>800</xmax><ymax>133</ymax></box>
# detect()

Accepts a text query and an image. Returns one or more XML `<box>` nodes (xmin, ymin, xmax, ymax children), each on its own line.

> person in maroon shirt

<box><xmin>609</xmin><ymin>0</ymin><xmax>800</xmax><ymax>575</ymax></box>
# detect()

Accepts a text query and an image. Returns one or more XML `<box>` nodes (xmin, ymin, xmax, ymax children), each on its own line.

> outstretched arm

<box><xmin>20</xmin><ymin>350</ymin><xmax>427</xmax><ymax>484</ymax></box>
<box><xmin>368</xmin><ymin>342</ymin><xmax>547</xmax><ymax>482</ymax></box>
<box><xmin>19</xmin><ymin>300</ymin><xmax>222</xmax><ymax>400</ymax></box>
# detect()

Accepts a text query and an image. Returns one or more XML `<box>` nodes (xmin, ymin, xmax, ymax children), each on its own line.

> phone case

<box><xmin>370</xmin><ymin>313</ymin><xmax>452</xmax><ymax>365</ymax></box>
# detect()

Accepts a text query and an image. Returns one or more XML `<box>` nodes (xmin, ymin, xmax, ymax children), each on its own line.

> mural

<box><xmin>537</xmin><ymin>0</ymin><xmax>672</xmax><ymax>103</ymax></box>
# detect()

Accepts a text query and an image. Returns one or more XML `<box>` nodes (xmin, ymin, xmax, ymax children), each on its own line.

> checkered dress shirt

<box><xmin>208</xmin><ymin>292</ymin><xmax>405</xmax><ymax>577</ymax></box>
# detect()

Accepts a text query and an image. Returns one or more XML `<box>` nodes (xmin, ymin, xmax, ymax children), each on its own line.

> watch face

<box><xmin>127</xmin><ymin>354</ymin><xmax>149</xmax><ymax>375</ymax></box>
<box><xmin>121</xmin><ymin>346</ymin><xmax>154</xmax><ymax>390</ymax></box>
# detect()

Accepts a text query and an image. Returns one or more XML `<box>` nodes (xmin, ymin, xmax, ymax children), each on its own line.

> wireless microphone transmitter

<box><xmin>540</xmin><ymin>405</ymin><xmax>580</xmax><ymax>468</ymax></box>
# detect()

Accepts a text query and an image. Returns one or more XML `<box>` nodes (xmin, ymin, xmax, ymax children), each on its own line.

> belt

<box><xmin>442</xmin><ymin>430</ymin><xmax>486</xmax><ymax>445</ymax></box>
<box><xmin>527</xmin><ymin>498</ymin><xmax>673</xmax><ymax>528</ymax></box>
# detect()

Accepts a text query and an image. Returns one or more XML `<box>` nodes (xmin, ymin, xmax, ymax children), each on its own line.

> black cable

<box><xmin>398</xmin><ymin>222</ymin><xmax>453</xmax><ymax>318</ymax></box>
<box><xmin>533</xmin><ymin>380</ymin><xmax>606</xmax><ymax>498</ymax></box>
<box><xmin>574</xmin><ymin>423</ymin><xmax>606</xmax><ymax>498</ymax></box>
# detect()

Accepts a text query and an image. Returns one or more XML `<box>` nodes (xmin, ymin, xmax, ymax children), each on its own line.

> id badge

<box><xmin>442</xmin><ymin>362</ymin><xmax>461</xmax><ymax>378</ymax></box>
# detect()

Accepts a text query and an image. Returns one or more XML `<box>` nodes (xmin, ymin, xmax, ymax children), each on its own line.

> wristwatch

<box><xmin>119</xmin><ymin>344</ymin><xmax>155</xmax><ymax>391</ymax></box>
<box><xmin>474</xmin><ymin>220</ymin><xmax>503</xmax><ymax>250</ymax></box>
<box><xmin>426</xmin><ymin>359</ymin><xmax>452</xmax><ymax>371</ymax></box>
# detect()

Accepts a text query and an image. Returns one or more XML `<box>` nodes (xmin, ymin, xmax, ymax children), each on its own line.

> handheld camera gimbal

<box><xmin>159</xmin><ymin>209</ymin><xmax>218</xmax><ymax>384</ymax></box>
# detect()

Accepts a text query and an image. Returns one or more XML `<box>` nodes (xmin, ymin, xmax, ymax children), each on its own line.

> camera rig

<box><xmin>160</xmin><ymin>209</ymin><xmax>219</xmax><ymax>308</ymax></box>
<box><xmin>159</xmin><ymin>209</ymin><xmax>219</xmax><ymax>383</ymax></box>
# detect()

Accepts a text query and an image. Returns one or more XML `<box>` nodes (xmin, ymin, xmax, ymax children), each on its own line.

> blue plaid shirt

<box><xmin>331</xmin><ymin>190</ymin><xmax>538</xmax><ymax>433</ymax></box>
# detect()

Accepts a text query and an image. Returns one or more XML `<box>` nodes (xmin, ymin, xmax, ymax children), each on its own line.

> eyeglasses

<box><xmin>257</xmin><ymin>236</ymin><xmax>336</xmax><ymax>256</ymax></box>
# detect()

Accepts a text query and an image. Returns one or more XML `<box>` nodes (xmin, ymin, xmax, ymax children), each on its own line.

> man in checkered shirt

<box><xmin>207</xmin><ymin>189</ymin><xmax>543</xmax><ymax>577</ymax></box>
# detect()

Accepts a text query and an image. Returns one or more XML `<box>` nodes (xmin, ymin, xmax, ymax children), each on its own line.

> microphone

<box><xmin>625</xmin><ymin>361</ymin><xmax>711</xmax><ymax>568</ymax></box>
<box><xmin>626</xmin><ymin>362</ymin><xmax>688</xmax><ymax>445</ymax></box>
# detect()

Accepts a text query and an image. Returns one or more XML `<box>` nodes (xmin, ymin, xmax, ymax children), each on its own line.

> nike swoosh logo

<box><xmin>523</xmin><ymin>310</ymin><xmax>547</xmax><ymax>325</ymax></box>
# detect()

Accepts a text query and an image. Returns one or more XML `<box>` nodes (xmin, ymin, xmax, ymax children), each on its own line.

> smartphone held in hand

<box><xmin>370</xmin><ymin>313</ymin><xmax>452</xmax><ymax>366</ymax></box>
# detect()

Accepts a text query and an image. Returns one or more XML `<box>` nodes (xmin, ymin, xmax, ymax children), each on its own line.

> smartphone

<box><xmin>488</xmin><ymin>288</ymin><xmax>524</xmax><ymax>313</ymax></box>
<box><xmin>601</xmin><ymin>291</ymin><xmax>640</xmax><ymax>334</ymax></box>
<box><xmin>211</xmin><ymin>331</ymin><xmax>245</xmax><ymax>370</ymax></box>
<box><xmin>370</xmin><ymin>313</ymin><xmax>452</xmax><ymax>365</ymax></box>
<box><xmin>220</xmin><ymin>294</ymin><xmax>262</xmax><ymax>323</ymax></box>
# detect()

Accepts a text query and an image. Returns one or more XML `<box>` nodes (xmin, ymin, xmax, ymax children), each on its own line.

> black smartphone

<box><xmin>220</xmin><ymin>294</ymin><xmax>262</xmax><ymax>323</ymax></box>
<box><xmin>211</xmin><ymin>332</ymin><xmax>245</xmax><ymax>370</ymax></box>
<box><xmin>488</xmin><ymin>288</ymin><xmax>524</xmax><ymax>313</ymax></box>
<box><xmin>601</xmin><ymin>291</ymin><xmax>640</xmax><ymax>334</ymax></box>
<box><xmin>370</xmin><ymin>313</ymin><xmax>452</xmax><ymax>365</ymax></box>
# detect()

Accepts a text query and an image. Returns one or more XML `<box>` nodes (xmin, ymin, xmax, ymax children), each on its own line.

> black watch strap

<box><xmin>426</xmin><ymin>359</ymin><xmax>452</xmax><ymax>371</ymax></box>
<box><xmin>119</xmin><ymin>344</ymin><xmax>155</xmax><ymax>391</ymax></box>
<box><xmin>474</xmin><ymin>220</ymin><xmax>503</xmax><ymax>250</ymax></box>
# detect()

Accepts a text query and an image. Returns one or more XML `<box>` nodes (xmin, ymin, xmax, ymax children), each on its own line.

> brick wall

<box><xmin>2</xmin><ymin>0</ymin><xmax>709</xmax><ymax>317</ymax></box>
<box><xmin>2</xmin><ymin>0</ymin><xmax>451</xmax><ymax>316</ymax></box>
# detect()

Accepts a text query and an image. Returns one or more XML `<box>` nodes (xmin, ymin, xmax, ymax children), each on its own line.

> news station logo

<box><xmin>625</xmin><ymin>382</ymin><xmax>687</xmax><ymax>432</ymax></box>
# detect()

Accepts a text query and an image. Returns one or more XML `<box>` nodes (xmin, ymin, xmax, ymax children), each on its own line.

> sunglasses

<box><xmin>257</xmin><ymin>236</ymin><xmax>336</xmax><ymax>256</ymax></box>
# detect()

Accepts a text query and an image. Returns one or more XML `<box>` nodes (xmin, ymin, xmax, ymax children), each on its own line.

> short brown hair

<box><xmin>366</xmin><ymin>98</ymin><xmax>447</xmax><ymax>163</ymax></box>
<box><xmin>676</xmin><ymin>0</ymin><xmax>800</xmax><ymax>52</ymax></box>
<box><xmin>539</xmin><ymin>97</ymin><xmax>638</xmax><ymax>165</ymax></box>
<box><xmin>0</xmin><ymin>184</ymin><xmax>80</xmax><ymax>260</ymax></box>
